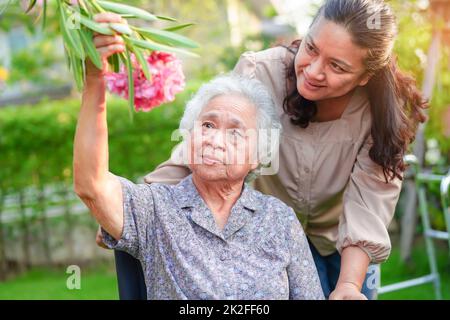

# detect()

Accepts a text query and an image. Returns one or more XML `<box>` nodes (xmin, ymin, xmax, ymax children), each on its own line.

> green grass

<box><xmin>0</xmin><ymin>239</ymin><xmax>448</xmax><ymax>300</ymax></box>
<box><xmin>0</xmin><ymin>263</ymin><xmax>118</xmax><ymax>300</ymax></box>
<box><xmin>379</xmin><ymin>239</ymin><xmax>450</xmax><ymax>300</ymax></box>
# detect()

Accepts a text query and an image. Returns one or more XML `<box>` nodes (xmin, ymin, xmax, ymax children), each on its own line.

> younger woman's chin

<box><xmin>297</xmin><ymin>85</ymin><xmax>317</xmax><ymax>100</ymax></box>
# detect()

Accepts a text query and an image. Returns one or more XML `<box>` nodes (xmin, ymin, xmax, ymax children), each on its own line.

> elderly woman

<box><xmin>73</xmin><ymin>23</ymin><xmax>324</xmax><ymax>299</ymax></box>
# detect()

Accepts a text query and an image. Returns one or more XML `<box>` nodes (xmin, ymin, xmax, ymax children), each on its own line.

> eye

<box><xmin>202</xmin><ymin>122</ymin><xmax>214</xmax><ymax>129</ymax></box>
<box><xmin>227</xmin><ymin>129</ymin><xmax>244</xmax><ymax>140</ymax></box>
<box><xmin>331</xmin><ymin>62</ymin><xmax>346</xmax><ymax>73</ymax></box>
<box><xmin>305</xmin><ymin>42</ymin><xmax>316</xmax><ymax>54</ymax></box>
<box><xmin>232</xmin><ymin>129</ymin><xmax>243</xmax><ymax>137</ymax></box>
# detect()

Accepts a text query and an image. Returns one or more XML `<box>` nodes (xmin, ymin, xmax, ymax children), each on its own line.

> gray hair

<box><xmin>179</xmin><ymin>73</ymin><xmax>282</xmax><ymax>181</ymax></box>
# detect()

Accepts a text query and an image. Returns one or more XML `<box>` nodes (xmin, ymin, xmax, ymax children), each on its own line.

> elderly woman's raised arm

<box><xmin>73</xmin><ymin>83</ymin><xmax>156</xmax><ymax>258</ymax></box>
<box><xmin>73</xmin><ymin>64</ymin><xmax>124</xmax><ymax>240</ymax></box>
<box><xmin>72</xmin><ymin>59</ymin><xmax>163</xmax><ymax>259</ymax></box>
<box><xmin>73</xmin><ymin>13</ymin><xmax>129</xmax><ymax>240</ymax></box>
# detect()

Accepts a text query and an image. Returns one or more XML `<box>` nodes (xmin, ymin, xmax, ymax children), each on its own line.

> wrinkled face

<box><xmin>188</xmin><ymin>94</ymin><xmax>259</xmax><ymax>182</ymax></box>
<box><xmin>294</xmin><ymin>15</ymin><xmax>370</xmax><ymax>101</ymax></box>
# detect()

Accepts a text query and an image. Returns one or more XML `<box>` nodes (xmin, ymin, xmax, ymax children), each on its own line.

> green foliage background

<box><xmin>0</xmin><ymin>80</ymin><xmax>203</xmax><ymax>194</ymax></box>
<box><xmin>0</xmin><ymin>0</ymin><xmax>449</xmax><ymax>300</ymax></box>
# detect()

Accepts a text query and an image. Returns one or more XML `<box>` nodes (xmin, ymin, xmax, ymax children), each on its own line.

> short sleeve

<box><xmin>101</xmin><ymin>176</ymin><xmax>155</xmax><ymax>261</ymax></box>
<box><xmin>337</xmin><ymin>135</ymin><xmax>403</xmax><ymax>263</ymax></box>
<box><xmin>285</xmin><ymin>208</ymin><xmax>325</xmax><ymax>300</ymax></box>
<box><xmin>232</xmin><ymin>47</ymin><xmax>288</xmax><ymax>118</ymax></box>
<box><xmin>233</xmin><ymin>51</ymin><xmax>257</xmax><ymax>78</ymax></box>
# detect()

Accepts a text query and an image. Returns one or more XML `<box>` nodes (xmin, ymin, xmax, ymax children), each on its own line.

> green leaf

<box><xmin>77</xmin><ymin>0</ymin><xmax>92</xmax><ymax>15</ymax></box>
<box><xmin>67</xmin><ymin>28</ymin><xmax>85</xmax><ymax>60</ymax></box>
<box><xmin>134</xmin><ymin>26</ymin><xmax>199</xmax><ymax>48</ymax></box>
<box><xmin>25</xmin><ymin>0</ymin><xmax>37</xmax><ymax>13</ymax></box>
<box><xmin>97</xmin><ymin>0</ymin><xmax>157</xmax><ymax>22</ymax></box>
<box><xmin>63</xmin><ymin>46</ymin><xmax>71</xmax><ymax>70</ymax></box>
<box><xmin>79</xmin><ymin>14</ymin><xmax>114</xmax><ymax>35</ymax></box>
<box><xmin>108</xmin><ymin>53</ymin><xmax>119</xmax><ymax>73</ymax></box>
<box><xmin>156</xmin><ymin>15</ymin><xmax>177</xmax><ymax>22</ymax></box>
<box><xmin>59</xmin><ymin>3</ymin><xmax>85</xmax><ymax>59</ymax></box>
<box><xmin>119</xmin><ymin>14</ymin><xmax>136</xmax><ymax>19</ymax></box>
<box><xmin>81</xmin><ymin>58</ymin><xmax>86</xmax><ymax>85</ymax></box>
<box><xmin>128</xmin><ymin>38</ymin><xmax>199</xmax><ymax>58</ymax></box>
<box><xmin>163</xmin><ymin>23</ymin><xmax>195</xmax><ymax>32</ymax></box>
<box><xmin>90</xmin><ymin>0</ymin><xmax>105</xmax><ymax>13</ymax></box>
<box><xmin>80</xmin><ymin>28</ymin><xmax>103</xmax><ymax>70</ymax></box>
<box><xmin>121</xmin><ymin>49</ymin><xmax>135</xmax><ymax>122</ymax></box>
<box><xmin>42</xmin><ymin>0</ymin><xmax>47</xmax><ymax>29</ymax></box>
<box><xmin>69</xmin><ymin>51</ymin><xmax>84</xmax><ymax>91</ymax></box>
<box><xmin>132</xmin><ymin>46</ymin><xmax>151</xmax><ymax>82</ymax></box>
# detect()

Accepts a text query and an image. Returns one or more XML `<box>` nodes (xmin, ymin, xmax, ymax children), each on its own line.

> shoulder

<box><xmin>234</xmin><ymin>46</ymin><xmax>291</xmax><ymax>78</ymax></box>
<box><xmin>234</xmin><ymin>46</ymin><xmax>293</xmax><ymax>109</ymax></box>
<box><xmin>117</xmin><ymin>176</ymin><xmax>153</xmax><ymax>197</ymax></box>
<box><xmin>344</xmin><ymin>86</ymin><xmax>373</xmax><ymax>145</ymax></box>
<box><xmin>254</xmin><ymin>46</ymin><xmax>290</xmax><ymax>62</ymax></box>
<box><xmin>144</xmin><ymin>182</ymin><xmax>177</xmax><ymax>205</ymax></box>
<box><xmin>149</xmin><ymin>175</ymin><xmax>197</xmax><ymax>208</ymax></box>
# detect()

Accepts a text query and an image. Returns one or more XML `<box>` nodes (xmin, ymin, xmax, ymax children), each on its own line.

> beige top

<box><xmin>143</xmin><ymin>47</ymin><xmax>402</xmax><ymax>264</ymax></box>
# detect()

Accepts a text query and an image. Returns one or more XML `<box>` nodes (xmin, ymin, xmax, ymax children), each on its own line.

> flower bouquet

<box><xmin>17</xmin><ymin>0</ymin><xmax>199</xmax><ymax>118</ymax></box>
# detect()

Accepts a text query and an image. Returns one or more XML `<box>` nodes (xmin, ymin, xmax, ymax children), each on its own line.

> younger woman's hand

<box><xmin>329</xmin><ymin>282</ymin><xmax>368</xmax><ymax>300</ymax></box>
<box><xmin>86</xmin><ymin>12</ymin><xmax>127</xmax><ymax>78</ymax></box>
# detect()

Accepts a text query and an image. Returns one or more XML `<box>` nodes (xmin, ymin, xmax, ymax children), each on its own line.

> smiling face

<box><xmin>294</xmin><ymin>15</ymin><xmax>371</xmax><ymax>102</ymax></box>
<box><xmin>188</xmin><ymin>94</ymin><xmax>259</xmax><ymax>183</ymax></box>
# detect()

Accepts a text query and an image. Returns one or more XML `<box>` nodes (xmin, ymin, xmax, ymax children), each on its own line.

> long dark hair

<box><xmin>282</xmin><ymin>0</ymin><xmax>428</xmax><ymax>182</ymax></box>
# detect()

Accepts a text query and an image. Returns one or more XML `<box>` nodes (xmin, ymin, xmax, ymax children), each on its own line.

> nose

<box><xmin>306</xmin><ymin>58</ymin><xmax>325</xmax><ymax>82</ymax></box>
<box><xmin>205</xmin><ymin>129</ymin><xmax>226</xmax><ymax>151</ymax></box>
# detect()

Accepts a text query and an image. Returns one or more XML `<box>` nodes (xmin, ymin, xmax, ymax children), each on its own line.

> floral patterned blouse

<box><xmin>102</xmin><ymin>174</ymin><xmax>324</xmax><ymax>300</ymax></box>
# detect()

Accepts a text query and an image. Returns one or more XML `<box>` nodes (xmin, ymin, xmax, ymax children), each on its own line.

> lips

<box><xmin>302</xmin><ymin>71</ymin><xmax>325</xmax><ymax>88</ymax></box>
<box><xmin>305</xmin><ymin>78</ymin><xmax>324</xmax><ymax>87</ymax></box>
<box><xmin>202</xmin><ymin>154</ymin><xmax>223</xmax><ymax>165</ymax></box>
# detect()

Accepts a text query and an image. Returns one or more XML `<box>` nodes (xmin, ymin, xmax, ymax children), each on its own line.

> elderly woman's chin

<box><xmin>190</xmin><ymin>163</ymin><xmax>251</xmax><ymax>182</ymax></box>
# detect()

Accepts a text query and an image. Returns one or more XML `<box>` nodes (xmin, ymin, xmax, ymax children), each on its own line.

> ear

<box><xmin>358</xmin><ymin>72</ymin><xmax>372</xmax><ymax>87</ymax></box>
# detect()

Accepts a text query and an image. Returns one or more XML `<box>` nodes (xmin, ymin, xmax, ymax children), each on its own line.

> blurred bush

<box><xmin>392</xmin><ymin>1</ymin><xmax>450</xmax><ymax>157</ymax></box>
<box><xmin>0</xmin><ymin>79</ymin><xmax>204</xmax><ymax>195</ymax></box>
<box><xmin>8</xmin><ymin>39</ymin><xmax>64</xmax><ymax>86</ymax></box>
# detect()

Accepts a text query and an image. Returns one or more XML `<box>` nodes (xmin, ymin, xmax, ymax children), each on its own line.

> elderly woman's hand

<box><xmin>86</xmin><ymin>12</ymin><xmax>126</xmax><ymax>78</ymax></box>
<box><xmin>95</xmin><ymin>225</ymin><xmax>110</xmax><ymax>250</ymax></box>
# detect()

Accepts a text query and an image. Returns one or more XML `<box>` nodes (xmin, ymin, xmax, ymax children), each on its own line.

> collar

<box><xmin>174</xmin><ymin>174</ymin><xmax>258</xmax><ymax>211</ymax></box>
<box><xmin>173</xmin><ymin>174</ymin><xmax>259</xmax><ymax>239</ymax></box>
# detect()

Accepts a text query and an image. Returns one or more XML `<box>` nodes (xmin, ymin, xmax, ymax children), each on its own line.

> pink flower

<box><xmin>105</xmin><ymin>51</ymin><xmax>185</xmax><ymax>112</ymax></box>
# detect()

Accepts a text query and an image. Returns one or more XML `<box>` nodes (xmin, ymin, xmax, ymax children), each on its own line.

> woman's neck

<box><xmin>313</xmin><ymin>89</ymin><xmax>355</xmax><ymax>122</ymax></box>
<box><xmin>191</xmin><ymin>174</ymin><xmax>244</xmax><ymax>230</ymax></box>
